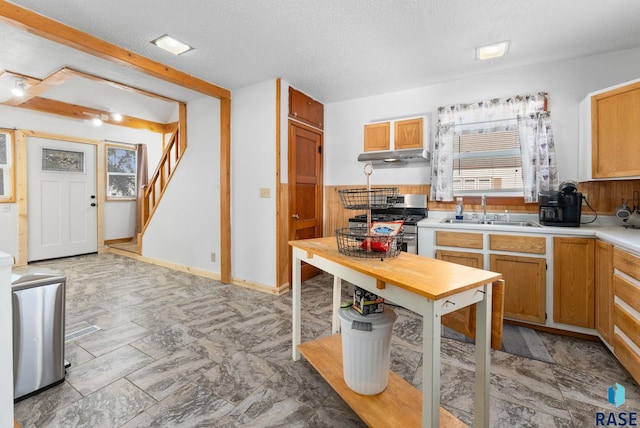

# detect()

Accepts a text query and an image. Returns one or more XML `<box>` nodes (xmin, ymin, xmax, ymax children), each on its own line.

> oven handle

<box><xmin>402</xmin><ymin>232</ymin><xmax>417</xmax><ymax>242</ymax></box>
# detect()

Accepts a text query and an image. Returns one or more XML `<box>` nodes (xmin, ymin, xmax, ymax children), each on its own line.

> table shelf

<box><xmin>298</xmin><ymin>334</ymin><xmax>467</xmax><ymax>428</ymax></box>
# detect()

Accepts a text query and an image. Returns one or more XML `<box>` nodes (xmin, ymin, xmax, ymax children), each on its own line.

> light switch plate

<box><xmin>260</xmin><ymin>188</ymin><xmax>271</xmax><ymax>198</ymax></box>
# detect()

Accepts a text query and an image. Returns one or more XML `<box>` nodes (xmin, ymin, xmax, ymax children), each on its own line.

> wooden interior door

<box><xmin>289</xmin><ymin>121</ymin><xmax>323</xmax><ymax>282</ymax></box>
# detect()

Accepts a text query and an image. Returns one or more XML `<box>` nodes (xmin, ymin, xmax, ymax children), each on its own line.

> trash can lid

<box><xmin>11</xmin><ymin>269</ymin><xmax>66</xmax><ymax>289</ymax></box>
<box><xmin>339</xmin><ymin>306</ymin><xmax>397</xmax><ymax>329</ymax></box>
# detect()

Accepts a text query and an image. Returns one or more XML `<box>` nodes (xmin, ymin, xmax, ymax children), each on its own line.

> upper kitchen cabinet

<box><xmin>360</xmin><ymin>115</ymin><xmax>430</xmax><ymax>165</ymax></box>
<box><xmin>394</xmin><ymin>117</ymin><xmax>424</xmax><ymax>150</ymax></box>
<box><xmin>363</xmin><ymin>122</ymin><xmax>391</xmax><ymax>151</ymax></box>
<box><xmin>579</xmin><ymin>79</ymin><xmax>640</xmax><ymax>181</ymax></box>
<box><xmin>289</xmin><ymin>87</ymin><xmax>324</xmax><ymax>130</ymax></box>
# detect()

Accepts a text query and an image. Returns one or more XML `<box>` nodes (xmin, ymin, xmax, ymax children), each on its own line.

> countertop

<box><xmin>290</xmin><ymin>237</ymin><xmax>501</xmax><ymax>300</ymax></box>
<box><xmin>418</xmin><ymin>214</ymin><xmax>640</xmax><ymax>255</ymax></box>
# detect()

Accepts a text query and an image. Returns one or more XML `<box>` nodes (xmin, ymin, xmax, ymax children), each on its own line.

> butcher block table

<box><xmin>290</xmin><ymin>237</ymin><xmax>503</xmax><ymax>428</ymax></box>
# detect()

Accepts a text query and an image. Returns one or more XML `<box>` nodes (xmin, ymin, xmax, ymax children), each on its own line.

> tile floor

<box><xmin>12</xmin><ymin>253</ymin><xmax>640</xmax><ymax>427</ymax></box>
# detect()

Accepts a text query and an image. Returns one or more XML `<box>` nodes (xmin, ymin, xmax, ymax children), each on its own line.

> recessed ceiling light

<box><xmin>111</xmin><ymin>112</ymin><xmax>123</xmax><ymax>122</ymax></box>
<box><xmin>151</xmin><ymin>34</ymin><xmax>193</xmax><ymax>55</ymax></box>
<box><xmin>476</xmin><ymin>41</ymin><xmax>510</xmax><ymax>61</ymax></box>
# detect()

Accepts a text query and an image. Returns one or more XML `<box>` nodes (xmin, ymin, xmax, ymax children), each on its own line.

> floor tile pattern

<box><xmin>12</xmin><ymin>253</ymin><xmax>640</xmax><ymax>427</ymax></box>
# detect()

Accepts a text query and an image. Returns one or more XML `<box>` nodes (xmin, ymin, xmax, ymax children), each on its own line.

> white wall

<box><xmin>231</xmin><ymin>80</ymin><xmax>277</xmax><ymax>286</ymax></box>
<box><xmin>0</xmin><ymin>106</ymin><xmax>162</xmax><ymax>260</ymax></box>
<box><xmin>142</xmin><ymin>97</ymin><xmax>221</xmax><ymax>271</ymax></box>
<box><xmin>324</xmin><ymin>47</ymin><xmax>640</xmax><ymax>186</ymax></box>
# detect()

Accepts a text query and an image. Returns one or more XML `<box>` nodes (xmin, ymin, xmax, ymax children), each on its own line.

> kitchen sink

<box><xmin>440</xmin><ymin>218</ymin><xmax>541</xmax><ymax>227</ymax></box>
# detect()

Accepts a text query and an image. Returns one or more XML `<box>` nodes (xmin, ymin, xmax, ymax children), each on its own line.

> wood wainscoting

<box><xmin>324</xmin><ymin>184</ymin><xmax>430</xmax><ymax>237</ymax></box>
<box><xmin>579</xmin><ymin>179</ymin><xmax>640</xmax><ymax>215</ymax></box>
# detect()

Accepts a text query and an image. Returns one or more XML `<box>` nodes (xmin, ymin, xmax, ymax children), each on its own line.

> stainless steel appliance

<box><xmin>347</xmin><ymin>194</ymin><xmax>428</xmax><ymax>254</ymax></box>
<box><xmin>12</xmin><ymin>270</ymin><xmax>66</xmax><ymax>401</ymax></box>
<box><xmin>538</xmin><ymin>181</ymin><xmax>582</xmax><ymax>227</ymax></box>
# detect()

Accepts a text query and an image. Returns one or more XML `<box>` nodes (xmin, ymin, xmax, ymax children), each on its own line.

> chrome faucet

<box><xmin>481</xmin><ymin>194</ymin><xmax>487</xmax><ymax>220</ymax></box>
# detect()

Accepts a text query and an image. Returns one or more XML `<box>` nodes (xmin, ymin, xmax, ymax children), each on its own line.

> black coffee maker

<box><xmin>538</xmin><ymin>181</ymin><xmax>582</xmax><ymax>227</ymax></box>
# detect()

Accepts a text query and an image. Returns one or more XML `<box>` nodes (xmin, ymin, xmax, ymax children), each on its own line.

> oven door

<box><xmin>401</xmin><ymin>226</ymin><xmax>417</xmax><ymax>254</ymax></box>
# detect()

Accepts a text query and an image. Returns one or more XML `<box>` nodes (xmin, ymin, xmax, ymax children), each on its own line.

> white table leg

<box><xmin>292</xmin><ymin>251</ymin><xmax>302</xmax><ymax>361</ymax></box>
<box><xmin>332</xmin><ymin>276</ymin><xmax>342</xmax><ymax>334</ymax></box>
<box><xmin>422</xmin><ymin>299</ymin><xmax>440</xmax><ymax>427</ymax></box>
<box><xmin>474</xmin><ymin>283</ymin><xmax>492</xmax><ymax>427</ymax></box>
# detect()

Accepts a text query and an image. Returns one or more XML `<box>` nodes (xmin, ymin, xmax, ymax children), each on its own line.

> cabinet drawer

<box><xmin>613</xmin><ymin>247</ymin><xmax>640</xmax><ymax>281</ymax></box>
<box><xmin>614</xmin><ymin>303</ymin><xmax>640</xmax><ymax>350</ymax></box>
<box><xmin>614</xmin><ymin>274</ymin><xmax>640</xmax><ymax>314</ymax></box>
<box><xmin>489</xmin><ymin>234</ymin><xmax>545</xmax><ymax>254</ymax></box>
<box><xmin>435</xmin><ymin>231</ymin><xmax>483</xmax><ymax>249</ymax></box>
<box><xmin>613</xmin><ymin>333</ymin><xmax>640</xmax><ymax>385</ymax></box>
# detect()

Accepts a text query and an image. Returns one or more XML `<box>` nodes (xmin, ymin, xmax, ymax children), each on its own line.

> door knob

<box><xmin>292</xmin><ymin>214</ymin><xmax>299</xmax><ymax>219</ymax></box>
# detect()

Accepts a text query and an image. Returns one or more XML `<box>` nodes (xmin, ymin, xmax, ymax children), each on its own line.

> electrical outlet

<box><xmin>210</xmin><ymin>252</ymin><xmax>216</xmax><ymax>262</ymax></box>
<box><xmin>259</xmin><ymin>188</ymin><xmax>271</xmax><ymax>198</ymax></box>
<box><xmin>582</xmin><ymin>192</ymin><xmax>588</xmax><ymax>206</ymax></box>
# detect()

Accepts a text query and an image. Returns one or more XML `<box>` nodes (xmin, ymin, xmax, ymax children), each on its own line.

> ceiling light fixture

<box><xmin>11</xmin><ymin>79</ymin><xmax>26</xmax><ymax>97</ymax></box>
<box><xmin>111</xmin><ymin>112</ymin><xmax>123</xmax><ymax>122</ymax></box>
<box><xmin>476</xmin><ymin>41</ymin><xmax>510</xmax><ymax>61</ymax></box>
<box><xmin>91</xmin><ymin>115</ymin><xmax>103</xmax><ymax>127</ymax></box>
<box><xmin>151</xmin><ymin>34</ymin><xmax>193</xmax><ymax>55</ymax></box>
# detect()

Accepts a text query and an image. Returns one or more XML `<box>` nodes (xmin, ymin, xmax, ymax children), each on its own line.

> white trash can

<box><xmin>339</xmin><ymin>307</ymin><xmax>397</xmax><ymax>395</ymax></box>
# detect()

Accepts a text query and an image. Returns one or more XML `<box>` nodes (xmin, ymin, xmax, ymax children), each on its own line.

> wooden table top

<box><xmin>290</xmin><ymin>237</ymin><xmax>502</xmax><ymax>300</ymax></box>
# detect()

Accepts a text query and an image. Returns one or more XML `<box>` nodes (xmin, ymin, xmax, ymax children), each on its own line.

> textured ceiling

<box><xmin>3</xmin><ymin>0</ymin><xmax>640</xmax><ymax>105</ymax></box>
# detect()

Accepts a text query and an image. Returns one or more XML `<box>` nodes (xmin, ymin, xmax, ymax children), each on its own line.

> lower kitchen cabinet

<box><xmin>435</xmin><ymin>248</ymin><xmax>504</xmax><ymax>349</ymax></box>
<box><xmin>595</xmin><ymin>240</ymin><xmax>614</xmax><ymax>343</ymax></box>
<box><xmin>436</xmin><ymin>250</ymin><xmax>483</xmax><ymax>339</ymax></box>
<box><xmin>613</xmin><ymin>247</ymin><xmax>640</xmax><ymax>384</ymax></box>
<box><xmin>490</xmin><ymin>254</ymin><xmax>546</xmax><ymax>324</ymax></box>
<box><xmin>553</xmin><ymin>237</ymin><xmax>595</xmax><ymax>328</ymax></box>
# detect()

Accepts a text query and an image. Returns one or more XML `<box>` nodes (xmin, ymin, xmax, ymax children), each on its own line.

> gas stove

<box><xmin>347</xmin><ymin>194</ymin><xmax>428</xmax><ymax>254</ymax></box>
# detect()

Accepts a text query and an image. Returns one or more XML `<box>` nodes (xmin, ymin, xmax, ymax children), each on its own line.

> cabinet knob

<box><xmin>292</xmin><ymin>214</ymin><xmax>299</xmax><ymax>219</ymax></box>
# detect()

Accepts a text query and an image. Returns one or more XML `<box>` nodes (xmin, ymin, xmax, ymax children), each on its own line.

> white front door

<box><xmin>27</xmin><ymin>138</ymin><xmax>98</xmax><ymax>261</ymax></box>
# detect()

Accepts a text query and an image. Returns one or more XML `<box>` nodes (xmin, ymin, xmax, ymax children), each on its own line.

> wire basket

<box><xmin>335</xmin><ymin>227</ymin><xmax>404</xmax><ymax>259</ymax></box>
<box><xmin>338</xmin><ymin>187</ymin><xmax>398</xmax><ymax>210</ymax></box>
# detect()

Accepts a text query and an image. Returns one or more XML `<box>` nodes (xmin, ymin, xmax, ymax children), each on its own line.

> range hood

<box><xmin>358</xmin><ymin>148</ymin><xmax>430</xmax><ymax>166</ymax></box>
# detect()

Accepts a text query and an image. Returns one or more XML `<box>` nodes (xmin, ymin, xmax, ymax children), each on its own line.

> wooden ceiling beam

<box><xmin>7</xmin><ymin>97</ymin><xmax>170</xmax><ymax>133</ymax></box>
<box><xmin>0</xmin><ymin>1</ymin><xmax>230</xmax><ymax>100</ymax></box>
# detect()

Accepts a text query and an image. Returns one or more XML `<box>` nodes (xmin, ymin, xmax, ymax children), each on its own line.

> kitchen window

<box><xmin>106</xmin><ymin>144</ymin><xmax>137</xmax><ymax>200</ymax></box>
<box><xmin>452</xmin><ymin>125</ymin><xmax>523</xmax><ymax>193</ymax></box>
<box><xmin>431</xmin><ymin>93</ymin><xmax>556</xmax><ymax>202</ymax></box>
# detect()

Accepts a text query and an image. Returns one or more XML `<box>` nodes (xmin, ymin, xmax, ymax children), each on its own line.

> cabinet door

<box><xmin>591</xmin><ymin>81</ymin><xmax>640</xmax><ymax>178</ymax></box>
<box><xmin>289</xmin><ymin>87</ymin><xmax>324</xmax><ymax>129</ymax></box>
<box><xmin>553</xmin><ymin>237</ymin><xmax>595</xmax><ymax>328</ymax></box>
<box><xmin>437</xmin><ymin>250</ymin><xmax>504</xmax><ymax>350</ymax></box>
<box><xmin>394</xmin><ymin>118</ymin><xmax>423</xmax><ymax>150</ymax></box>
<box><xmin>437</xmin><ymin>250</ymin><xmax>483</xmax><ymax>340</ymax></box>
<box><xmin>595</xmin><ymin>241</ymin><xmax>614</xmax><ymax>342</ymax></box>
<box><xmin>363</xmin><ymin>122</ymin><xmax>390</xmax><ymax>152</ymax></box>
<box><xmin>491</xmin><ymin>254</ymin><xmax>546</xmax><ymax>324</ymax></box>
